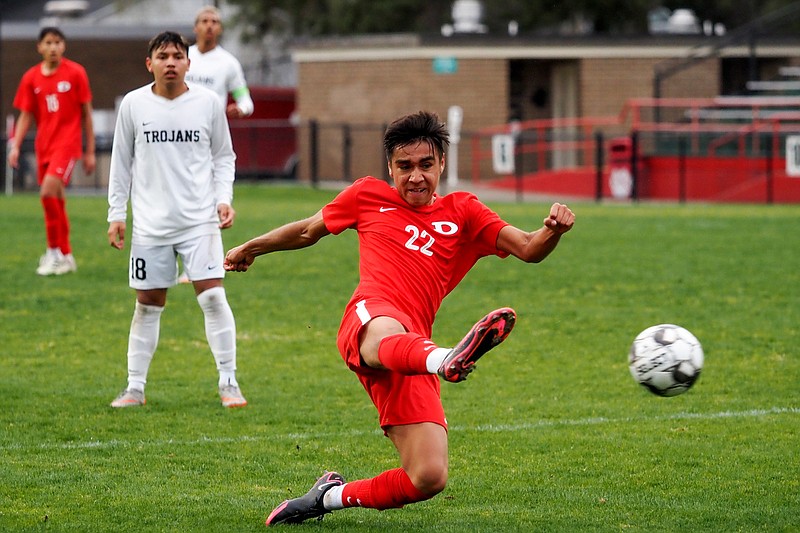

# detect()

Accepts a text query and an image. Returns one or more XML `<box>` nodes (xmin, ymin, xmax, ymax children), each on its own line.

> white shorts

<box><xmin>129</xmin><ymin>234</ymin><xmax>225</xmax><ymax>290</ymax></box>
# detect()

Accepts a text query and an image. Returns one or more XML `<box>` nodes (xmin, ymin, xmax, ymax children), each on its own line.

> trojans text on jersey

<box><xmin>143</xmin><ymin>129</ymin><xmax>201</xmax><ymax>143</ymax></box>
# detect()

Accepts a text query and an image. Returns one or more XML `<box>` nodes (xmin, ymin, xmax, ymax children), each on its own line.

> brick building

<box><xmin>292</xmin><ymin>34</ymin><xmax>800</xmax><ymax>183</ymax></box>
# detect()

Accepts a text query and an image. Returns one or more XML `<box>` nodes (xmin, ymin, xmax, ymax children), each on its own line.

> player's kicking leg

<box><xmin>265</xmin><ymin>471</ymin><xmax>345</xmax><ymax>526</ymax></box>
<box><xmin>438</xmin><ymin>307</ymin><xmax>516</xmax><ymax>383</ymax></box>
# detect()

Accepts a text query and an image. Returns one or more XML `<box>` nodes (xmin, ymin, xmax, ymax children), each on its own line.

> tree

<box><xmin>226</xmin><ymin>0</ymin><xmax>800</xmax><ymax>39</ymax></box>
<box><xmin>228</xmin><ymin>0</ymin><xmax>447</xmax><ymax>40</ymax></box>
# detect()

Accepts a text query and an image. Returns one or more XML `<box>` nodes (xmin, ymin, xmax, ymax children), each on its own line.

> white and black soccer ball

<box><xmin>628</xmin><ymin>324</ymin><xmax>704</xmax><ymax>397</ymax></box>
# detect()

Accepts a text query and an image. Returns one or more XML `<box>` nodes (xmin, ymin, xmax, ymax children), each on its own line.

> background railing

<box><xmin>5</xmin><ymin>98</ymin><xmax>800</xmax><ymax>203</ymax></box>
<box><xmin>466</xmin><ymin>97</ymin><xmax>800</xmax><ymax>203</ymax></box>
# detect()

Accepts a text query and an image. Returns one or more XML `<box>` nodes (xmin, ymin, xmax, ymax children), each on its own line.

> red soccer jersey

<box><xmin>322</xmin><ymin>177</ymin><xmax>509</xmax><ymax>337</ymax></box>
<box><xmin>13</xmin><ymin>58</ymin><xmax>92</xmax><ymax>158</ymax></box>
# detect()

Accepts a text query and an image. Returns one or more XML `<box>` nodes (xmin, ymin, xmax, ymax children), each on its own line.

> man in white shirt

<box><xmin>179</xmin><ymin>5</ymin><xmax>254</xmax><ymax>284</ymax></box>
<box><xmin>107</xmin><ymin>31</ymin><xmax>246</xmax><ymax>409</ymax></box>
<box><xmin>186</xmin><ymin>5</ymin><xmax>254</xmax><ymax>119</ymax></box>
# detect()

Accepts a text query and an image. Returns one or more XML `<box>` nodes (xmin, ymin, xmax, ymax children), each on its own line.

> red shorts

<box><xmin>336</xmin><ymin>297</ymin><xmax>447</xmax><ymax>432</ymax></box>
<box><xmin>38</xmin><ymin>151</ymin><xmax>78</xmax><ymax>186</ymax></box>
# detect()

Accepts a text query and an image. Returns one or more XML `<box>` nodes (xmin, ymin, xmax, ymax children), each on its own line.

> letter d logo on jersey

<box><xmin>431</xmin><ymin>221</ymin><xmax>458</xmax><ymax>236</ymax></box>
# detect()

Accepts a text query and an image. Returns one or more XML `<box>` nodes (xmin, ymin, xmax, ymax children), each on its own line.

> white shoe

<box><xmin>219</xmin><ymin>384</ymin><xmax>247</xmax><ymax>408</ymax></box>
<box><xmin>36</xmin><ymin>249</ymin><xmax>65</xmax><ymax>276</ymax></box>
<box><xmin>54</xmin><ymin>254</ymin><xmax>77</xmax><ymax>275</ymax></box>
<box><xmin>110</xmin><ymin>388</ymin><xmax>146</xmax><ymax>408</ymax></box>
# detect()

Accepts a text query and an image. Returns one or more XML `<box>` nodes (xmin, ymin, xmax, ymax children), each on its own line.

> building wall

<box><xmin>294</xmin><ymin>49</ymin><xmax>730</xmax><ymax>184</ymax></box>
<box><xmin>579</xmin><ymin>57</ymin><xmax>720</xmax><ymax>118</ymax></box>
<box><xmin>296</xmin><ymin>57</ymin><xmax>508</xmax><ymax>182</ymax></box>
<box><xmin>662</xmin><ymin>61</ymin><xmax>721</xmax><ymax>99</ymax></box>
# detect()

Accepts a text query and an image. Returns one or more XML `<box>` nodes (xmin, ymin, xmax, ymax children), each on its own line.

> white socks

<box><xmin>425</xmin><ymin>347</ymin><xmax>452</xmax><ymax>374</ymax></box>
<box><xmin>196</xmin><ymin>286</ymin><xmax>239</xmax><ymax>388</ymax></box>
<box><xmin>45</xmin><ymin>247</ymin><xmax>64</xmax><ymax>260</ymax></box>
<box><xmin>323</xmin><ymin>484</ymin><xmax>346</xmax><ymax>510</ymax></box>
<box><xmin>126</xmin><ymin>301</ymin><xmax>164</xmax><ymax>392</ymax></box>
<box><xmin>124</xmin><ymin>288</ymin><xmax>237</xmax><ymax>392</ymax></box>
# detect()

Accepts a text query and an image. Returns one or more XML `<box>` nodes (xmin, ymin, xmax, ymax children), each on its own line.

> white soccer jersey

<box><xmin>108</xmin><ymin>83</ymin><xmax>236</xmax><ymax>246</ymax></box>
<box><xmin>186</xmin><ymin>44</ymin><xmax>254</xmax><ymax>116</ymax></box>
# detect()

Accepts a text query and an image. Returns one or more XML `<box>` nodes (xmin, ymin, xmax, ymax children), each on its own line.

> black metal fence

<box><xmin>5</xmin><ymin>119</ymin><xmax>799</xmax><ymax>204</ymax></box>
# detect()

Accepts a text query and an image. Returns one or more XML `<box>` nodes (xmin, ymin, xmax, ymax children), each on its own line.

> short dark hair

<box><xmin>38</xmin><ymin>27</ymin><xmax>65</xmax><ymax>42</ymax></box>
<box><xmin>147</xmin><ymin>31</ymin><xmax>189</xmax><ymax>57</ymax></box>
<box><xmin>383</xmin><ymin>111</ymin><xmax>450</xmax><ymax>161</ymax></box>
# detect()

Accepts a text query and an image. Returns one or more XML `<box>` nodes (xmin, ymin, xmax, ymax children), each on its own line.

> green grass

<box><xmin>0</xmin><ymin>185</ymin><xmax>798</xmax><ymax>532</ymax></box>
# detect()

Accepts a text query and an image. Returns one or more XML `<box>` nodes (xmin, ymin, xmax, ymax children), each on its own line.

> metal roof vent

<box><xmin>44</xmin><ymin>0</ymin><xmax>89</xmax><ymax>18</ymax></box>
<box><xmin>442</xmin><ymin>0</ymin><xmax>487</xmax><ymax>36</ymax></box>
<box><xmin>666</xmin><ymin>9</ymin><xmax>701</xmax><ymax>34</ymax></box>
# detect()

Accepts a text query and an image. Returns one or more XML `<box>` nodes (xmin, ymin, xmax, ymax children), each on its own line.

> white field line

<box><xmin>4</xmin><ymin>406</ymin><xmax>798</xmax><ymax>453</ymax></box>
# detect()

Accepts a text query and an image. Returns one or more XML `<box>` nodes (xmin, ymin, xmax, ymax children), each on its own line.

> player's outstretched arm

<box><xmin>497</xmin><ymin>202</ymin><xmax>575</xmax><ymax>263</ymax></box>
<box><xmin>224</xmin><ymin>209</ymin><xmax>330</xmax><ymax>272</ymax></box>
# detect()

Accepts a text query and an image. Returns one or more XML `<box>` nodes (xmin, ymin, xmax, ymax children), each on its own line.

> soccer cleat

<box><xmin>265</xmin><ymin>471</ymin><xmax>345</xmax><ymax>526</ymax></box>
<box><xmin>219</xmin><ymin>384</ymin><xmax>247</xmax><ymax>408</ymax></box>
<box><xmin>53</xmin><ymin>254</ymin><xmax>77</xmax><ymax>275</ymax></box>
<box><xmin>110</xmin><ymin>388</ymin><xmax>145</xmax><ymax>408</ymax></box>
<box><xmin>36</xmin><ymin>249</ymin><xmax>65</xmax><ymax>276</ymax></box>
<box><xmin>438</xmin><ymin>307</ymin><xmax>517</xmax><ymax>383</ymax></box>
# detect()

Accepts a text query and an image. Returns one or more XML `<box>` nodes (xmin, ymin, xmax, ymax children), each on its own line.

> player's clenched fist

<box><xmin>544</xmin><ymin>202</ymin><xmax>575</xmax><ymax>234</ymax></box>
<box><xmin>224</xmin><ymin>245</ymin><xmax>254</xmax><ymax>272</ymax></box>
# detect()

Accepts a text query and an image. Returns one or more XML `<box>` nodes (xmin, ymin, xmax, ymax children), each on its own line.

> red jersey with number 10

<box><xmin>13</xmin><ymin>58</ymin><xmax>92</xmax><ymax>158</ymax></box>
<box><xmin>322</xmin><ymin>177</ymin><xmax>509</xmax><ymax>337</ymax></box>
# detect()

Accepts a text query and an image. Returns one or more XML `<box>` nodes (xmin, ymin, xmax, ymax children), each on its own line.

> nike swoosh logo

<box><xmin>207</xmin><ymin>264</ymin><xmax>217</xmax><ymax>270</ymax></box>
<box><xmin>317</xmin><ymin>482</ymin><xmax>337</xmax><ymax>491</ymax></box>
<box><xmin>143</xmin><ymin>121</ymin><xmax>153</xmax><ymax>126</ymax></box>
<box><xmin>379</xmin><ymin>207</ymin><xmax>397</xmax><ymax>212</ymax></box>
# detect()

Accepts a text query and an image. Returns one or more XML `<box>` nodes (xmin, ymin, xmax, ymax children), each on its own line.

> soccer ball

<box><xmin>628</xmin><ymin>324</ymin><xmax>704</xmax><ymax>397</ymax></box>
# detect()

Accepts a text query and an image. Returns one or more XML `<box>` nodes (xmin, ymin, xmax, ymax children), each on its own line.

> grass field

<box><xmin>1</xmin><ymin>184</ymin><xmax>798</xmax><ymax>532</ymax></box>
